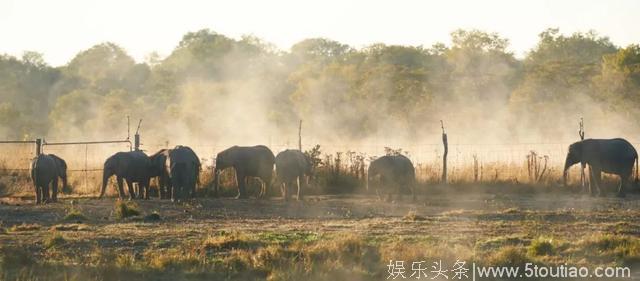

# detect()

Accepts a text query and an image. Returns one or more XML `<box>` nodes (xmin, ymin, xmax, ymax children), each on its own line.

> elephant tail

<box><xmin>31</xmin><ymin>157</ymin><xmax>39</xmax><ymax>184</ymax></box>
<box><xmin>635</xmin><ymin>155</ymin><xmax>638</xmax><ymax>185</ymax></box>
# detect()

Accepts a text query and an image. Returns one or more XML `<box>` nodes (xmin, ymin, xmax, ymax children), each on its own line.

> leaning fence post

<box><xmin>579</xmin><ymin>118</ymin><xmax>586</xmax><ymax>191</ymax></box>
<box><xmin>298</xmin><ymin>120</ymin><xmax>302</xmax><ymax>151</ymax></box>
<box><xmin>35</xmin><ymin>138</ymin><xmax>42</xmax><ymax>156</ymax></box>
<box><xmin>441</xmin><ymin>120</ymin><xmax>448</xmax><ymax>184</ymax></box>
<box><xmin>134</xmin><ymin>119</ymin><xmax>142</xmax><ymax>151</ymax></box>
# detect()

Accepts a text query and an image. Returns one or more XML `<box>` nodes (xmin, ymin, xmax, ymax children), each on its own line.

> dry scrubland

<box><xmin>2</xmin><ymin>146</ymin><xmax>640</xmax><ymax>280</ymax></box>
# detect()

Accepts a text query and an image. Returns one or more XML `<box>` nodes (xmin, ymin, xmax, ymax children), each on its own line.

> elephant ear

<box><xmin>50</xmin><ymin>154</ymin><xmax>67</xmax><ymax>173</ymax></box>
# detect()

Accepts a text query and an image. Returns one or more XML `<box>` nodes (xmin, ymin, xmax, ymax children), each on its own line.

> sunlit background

<box><xmin>1</xmin><ymin>0</ymin><xmax>639</xmax><ymax>66</ymax></box>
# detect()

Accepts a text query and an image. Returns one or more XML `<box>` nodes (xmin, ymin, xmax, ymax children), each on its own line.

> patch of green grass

<box><xmin>528</xmin><ymin>237</ymin><xmax>555</xmax><ymax>256</ymax></box>
<box><xmin>114</xmin><ymin>201</ymin><xmax>141</xmax><ymax>220</ymax></box>
<box><xmin>44</xmin><ymin>232</ymin><xmax>66</xmax><ymax>249</ymax></box>
<box><xmin>62</xmin><ymin>208</ymin><xmax>88</xmax><ymax>222</ymax></box>
<box><xmin>485</xmin><ymin>246</ymin><xmax>534</xmax><ymax>267</ymax></box>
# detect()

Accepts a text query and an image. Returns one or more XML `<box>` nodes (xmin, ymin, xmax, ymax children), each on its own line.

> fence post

<box><xmin>134</xmin><ymin>133</ymin><xmax>140</xmax><ymax>151</ymax></box>
<box><xmin>298</xmin><ymin>120</ymin><xmax>302</xmax><ymax>151</ymax></box>
<box><xmin>441</xmin><ymin>120</ymin><xmax>448</xmax><ymax>184</ymax></box>
<box><xmin>579</xmin><ymin>118</ymin><xmax>586</xmax><ymax>191</ymax></box>
<box><xmin>35</xmin><ymin>138</ymin><xmax>42</xmax><ymax>156</ymax></box>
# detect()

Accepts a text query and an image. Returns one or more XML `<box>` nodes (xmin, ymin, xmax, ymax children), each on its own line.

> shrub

<box><xmin>528</xmin><ymin>237</ymin><xmax>555</xmax><ymax>256</ymax></box>
<box><xmin>114</xmin><ymin>201</ymin><xmax>141</xmax><ymax>220</ymax></box>
<box><xmin>486</xmin><ymin>246</ymin><xmax>532</xmax><ymax>267</ymax></box>
<box><xmin>44</xmin><ymin>232</ymin><xmax>66</xmax><ymax>249</ymax></box>
<box><xmin>63</xmin><ymin>208</ymin><xmax>88</xmax><ymax>222</ymax></box>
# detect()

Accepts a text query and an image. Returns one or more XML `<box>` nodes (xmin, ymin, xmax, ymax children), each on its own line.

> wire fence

<box><xmin>3</xmin><ymin>139</ymin><xmax>639</xmax><ymax>196</ymax></box>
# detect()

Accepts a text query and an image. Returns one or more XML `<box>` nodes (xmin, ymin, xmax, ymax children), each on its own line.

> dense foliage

<box><xmin>1</xmin><ymin>28</ymin><xmax>638</xmax><ymax>143</ymax></box>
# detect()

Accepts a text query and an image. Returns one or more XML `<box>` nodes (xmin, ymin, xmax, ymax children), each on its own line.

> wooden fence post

<box><xmin>441</xmin><ymin>120</ymin><xmax>448</xmax><ymax>184</ymax></box>
<box><xmin>579</xmin><ymin>117</ymin><xmax>586</xmax><ymax>191</ymax></box>
<box><xmin>298</xmin><ymin>120</ymin><xmax>302</xmax><ymax>151</ymax></box>
<box><xmin>35</xmin><ymin>138</ymin><xmax>42</xmax><ymax>156</ymax></box>
<box><xmin>134</xmin><ymin>119</ymin><xmax>142</xmax><ymax>151</ymax></box>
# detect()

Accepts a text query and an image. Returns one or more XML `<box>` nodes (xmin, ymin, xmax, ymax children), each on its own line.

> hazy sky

<box><xmin>1</xmin><ymin>0</ymin><xmax>638</xmax><ymax>66</ymax></box>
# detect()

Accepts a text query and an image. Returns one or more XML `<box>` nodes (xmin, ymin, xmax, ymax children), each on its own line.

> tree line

<box><xmin>1</xmin><ymin>28</ymin><xmax>639</xmax><ymax>143</ymax></box>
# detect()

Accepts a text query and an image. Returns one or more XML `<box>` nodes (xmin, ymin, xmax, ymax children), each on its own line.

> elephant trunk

<box><xmin>563</xmin><ymin>155</ymin><xmax>574</xmax><ymax>187</ymax></box>
<box><xmin>100</xmin><ymin>168</ymin><xmax>112</xmax><ymax>199</ymax></box>
<box><xmin>366</xmin><ymin>174</ymin><xmax>370</xmax><ymax>191</ymax></box>
<box><xmin>61</xmin><ymin>173</ymin><xmax>68</xmax><ymax>192</ymax></box>
<box><xmin>213</xmin><ymin>168</ymin><xmax>220</xmax><ymax>197</ymax></box>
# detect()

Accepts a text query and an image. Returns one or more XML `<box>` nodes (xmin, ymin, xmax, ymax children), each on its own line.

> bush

<box><xmin>486</xmin><ymin>246</ymin><xmax>533</xmax><ymax>267</ymax></box>
<box><xmin>114</xmin><ymin>201</ymin><xmax>140</xmax><ymax>220</ymax></box>
<box><xmin>44</xmin><ymin>232</ymin><xmax>66</xmax><ymax>249</ymax></box>
<box><xmin>528</xmin><ymin>237</ymin><xmax>555</xmax><ymax>256</ymax></box>
<box><xmin>62</xmin><ymin>208</ymin><xmax>88</xmax><ymax>222</ymax></box>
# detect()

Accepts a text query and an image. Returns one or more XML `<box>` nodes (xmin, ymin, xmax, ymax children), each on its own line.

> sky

<box><xmin>1</xmin><ymin>0</ymin><xmax>638</xmax><ymax>66</ymax></box>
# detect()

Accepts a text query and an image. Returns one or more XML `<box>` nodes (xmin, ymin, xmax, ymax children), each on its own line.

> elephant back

<box><xmin>31</xmin><ymin>154</ymin><xmax>58</xmax><ymax>185</ymax></box>
<box><xmin>275</xmin><ymin>149</ymin><xmax>307</xmax><ymax>179</ymax></box>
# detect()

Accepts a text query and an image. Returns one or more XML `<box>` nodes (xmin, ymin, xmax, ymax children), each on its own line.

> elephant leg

<box><xmin>51</xmin><ymin>177</ymin><xmax>58</xmax><ymax>202</ymax></box>
<box><xmin>190</xmin><ymin>174</ymin><xmax>196</xmax><ymax>198</ymax></box>
<box><xmin>43</xmin><ymin>181</ymin><xmax>51</xmax><ymax>203</ymax></box>
<box><xmin>171</xmin><ymin>182</ymin><xmax>178</xmax><ymax>202</ymax></box>
<box><xmin>125</xmin><ymin>179</ymin><xmax>136</xmax><ymax>200</ymax></box>
<box><xmin>236</xmin><ymin>172</ymin><xmax>248</xmax><ymax>199</ymax></box>
<box><xmin>287</xmin><ymin>181</ymin><xmax>295</xmax><ymax>201</ymax></box>
<box><xmin>280</xmin><ymin>182</ymin><xmax>287</xmax><ymax>200</ymax></box>
<box><xmin>134</xmin><ymin>183</ymin><xmax>141</xmax><ymax>199</ymax></box>
<box><xmin>297</xmin><ymin>177</ymin><xmax>304</xmax><ymax>201</ymax></box>
<box><xmin>115</xmin><ymin>176</ymin><xmax>125</xmax><ymax>199</ymax></box>
<box><xmin>265</xmin><ymin>174</ymin><xmax>273</xmax><ymax>198</ymax></box>
<box><xmin>260</xmin><ymin>179</ymin><xmax>269</xmax><ymax>199</ymax></box>
<box><xmin>158</xmin><ymin>177</ymin><xmax>165</xmax><ymax>199</ymax></box>
<box><xmin>142</xmin><ymin>178</ymin><xmax>150</xmax><ymax>200</ymax></box>
<box><xmin>617</xmin><ymin>173</ymin><xmax>630</xmax><ymax>198</ymax></box>
<box><xmin>590</xmin><ymin>167</ymin><xmax>602</xmax><ymax>197</ymax></box>
<box><xmin>35</xmin><ymin>185</ymin><xmax>42</xmax><ymax>204</ymax></box>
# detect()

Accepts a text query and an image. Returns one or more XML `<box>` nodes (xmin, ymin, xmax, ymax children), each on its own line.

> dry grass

<box><xmin>9</xmin><ymin>223</ymin><xmax>41</xmax><ymax>232</ymax></box>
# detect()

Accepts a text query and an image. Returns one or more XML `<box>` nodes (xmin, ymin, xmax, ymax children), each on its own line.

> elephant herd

<box><xmin>28</xmin><ymin>138</ymin><xmax>640</xmax><ymax>204</ymax></box>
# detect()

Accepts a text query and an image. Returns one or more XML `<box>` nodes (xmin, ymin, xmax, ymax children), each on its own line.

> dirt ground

<box><xmin>2</xmin><ymin>190</ymin><xmax>640</xmax><ymax>245</ymax></box>
<box><xmin>2</xmin><ymin>189</ymin><xmax>640</xmax><ymax>280</ymax></box>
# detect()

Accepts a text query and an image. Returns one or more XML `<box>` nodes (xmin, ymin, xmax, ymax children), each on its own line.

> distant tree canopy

<box><xmin>0</xmin><ymin>28</ymin><xmax>637</xmax><ymax>142</ymax></box>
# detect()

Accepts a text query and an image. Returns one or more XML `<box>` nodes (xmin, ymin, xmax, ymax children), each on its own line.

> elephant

<box><xmin>167</xmin><ymin>145</ymin><xmax>200</xmax><ymax>201</ymax></box>
<box><xmin>30</xmin><ymin>154</ymin><xmax>67</xmax><ymax>204</ymax></box>
<box><xmin>99</xmin><ymin>151</ymin><xmax>152</xmax><ymax>200</ymax></box>
<box><xmin>149</xmin><ymin>149</ymin><xmax>171</xmax><ymax>199</ymax></box>
<box><xmin>214</xmin><ymin>145</ymin><xmax>275</xmax><ymax>199</ymax></box>
<box><xmin>367</xmin><ymin>155</ymin><xmax>416</xmax><ymax>201</ymax></box>
<box><xmin>275</xmin><ymin>149</ymin><xmax>312</xmax><ymax>201</ymax></box>
<box><xmin>563</xmin><ymin>138</ymin><xmax>638</xmax><ymax>197</ymax></box>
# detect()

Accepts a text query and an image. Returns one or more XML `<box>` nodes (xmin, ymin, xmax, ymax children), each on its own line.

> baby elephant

<box><xmin>30</xmin><ymin>154</ymin><xmax>67</xmax><ymax>204</ymax></box>
<box><xmin>275</xmin><ymin>149</ymin><xmax>311</xmax><ymax>201</ymax></box>
<box><xmin>367</xmin><ymin>154</ymin><xmax>416</xmax><ymax>202</ymax></box>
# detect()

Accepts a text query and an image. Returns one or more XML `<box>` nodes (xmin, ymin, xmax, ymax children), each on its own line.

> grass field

<box><xmin>1</xmin><ymin>184</ymin><xmax>640</xmax><ymax>281</ymax></box>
